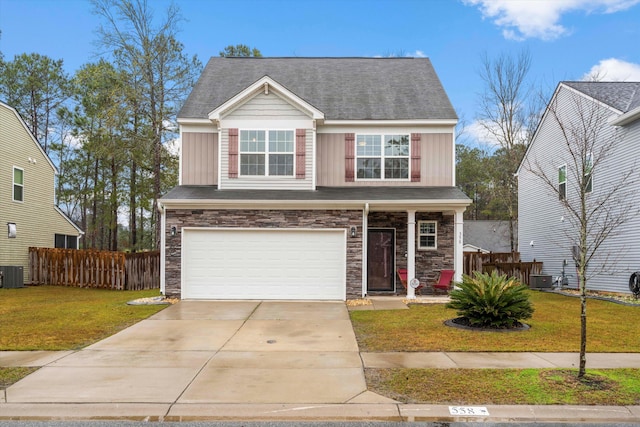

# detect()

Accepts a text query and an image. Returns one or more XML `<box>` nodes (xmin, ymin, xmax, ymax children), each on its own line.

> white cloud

<box><xmin>412</xmin><ymin>50</ymin><xmax>427</xmax><ymax>58</ymax></box>
<box><xmin>466</xmin><ymin>120</ymin><xmax>502</xmax><ymax>147</ymax></box>
<box><xmin>582</xmin><ymin>58</ymin><xmax>640</xmax><ymax>81</ymax></box>
<box><xmin>464</xmin><ymin>0</ymin><xmax>640</xmax><ymax>40</ymax></box>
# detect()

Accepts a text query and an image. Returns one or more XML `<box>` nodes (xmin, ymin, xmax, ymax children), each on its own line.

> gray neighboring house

<box><xmin>517</xmin><ymin>81</ymin><xmax>640</xmax><ymax>294</ymax></box>
<box><xmin>160</xmin><ymin>57</ymin><xmax>471</xmax><ymax>301</ymax></box>
<box><xmin>463</xmin><ymin>220</ymin><xmax>513</xmax><ymax>253</ymax></box>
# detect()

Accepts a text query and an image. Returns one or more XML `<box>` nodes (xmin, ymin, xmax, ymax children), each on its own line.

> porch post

<box><xmin>407</xmin><ymin>209</ymin><xmax>416</xmax><ymax>299</ymax></box>
<box><xmin>454</xmin><ymin>209</ymin><xmax>464</xmax><ymax>283</ymax></box>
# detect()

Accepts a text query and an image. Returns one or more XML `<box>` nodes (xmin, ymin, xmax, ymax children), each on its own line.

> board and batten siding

<box><xmin>0</xmin><ymin>104</ymin><xmax>80</xmax><ymax>283</ymax></box>
<box><xmin>181</xmin><ymin>132</ymin><xmax>218</xmax><ymax>185</ymax></box>
<box><xmin>518</xmin><ymin>85</ymin><xmax>640</xmax><ymax>294</ymax></box>
<box><xmin>315</xmin><ymin>132</ymin><xmax>453</xmax><ymax>187</ymax></box>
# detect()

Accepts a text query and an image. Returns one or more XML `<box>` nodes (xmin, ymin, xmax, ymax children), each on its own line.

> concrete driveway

<box><xmin>6</xmin><ymin>301</ymin><xmax>373</xmax><ymax>404</ymax></box>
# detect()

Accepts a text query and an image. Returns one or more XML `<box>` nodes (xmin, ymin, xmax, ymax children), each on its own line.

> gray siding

<box><xmin>316</xmin><ymin>133</ymin><xmax>453</xmax><ymax>187</ymax></box>
<box><xmin>181</xmin><ymin>132</ymin><xmax>218</xmax><ymax>185</ymax></box>
<box><xmin>519</xmin><ymin>85</ymin><xmax>640</xmax><ymax>294</ymax></box>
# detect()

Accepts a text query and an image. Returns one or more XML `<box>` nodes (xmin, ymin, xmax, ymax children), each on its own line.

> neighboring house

<box><xmin>463</xmin><ymin>220</ymin><xmax>513</xmax><ymax>253</ymax></box>
<box><xmin>0</xmin><ymin>101</ymin><xmax>83</xmax><ymax>285</ymax></box>
<box><xmin>517</xmin><ymin>82</ymin><xmax>640</xmax><ymax>294</ymax></box>
<box><xmin>159</xmin><ymin>57</ymin><xmax>471</xmax><ymax>300</ymax></box>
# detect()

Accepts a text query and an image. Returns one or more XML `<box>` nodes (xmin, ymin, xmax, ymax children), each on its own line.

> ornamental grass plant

<box><xmin>446</xmin><ymin>270</ymin><xmax>534</xmax><ymax>328</ymax></box>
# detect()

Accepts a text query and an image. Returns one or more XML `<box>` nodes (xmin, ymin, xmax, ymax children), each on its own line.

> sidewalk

<box><xmin>2</xmin><ymin>349</ymin><xmax>640</xmax><ymax>422</ymax></box>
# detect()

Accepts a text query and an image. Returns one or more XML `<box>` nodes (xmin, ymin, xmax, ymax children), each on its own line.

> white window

<box><xmin>418</xmin><ymin>221</ymin><xmax>437</xmax><ymax>249</ymax></box>
<box><xmin>558</xmin><ymin>164</ymin><xmax>566</xmax><ymax>201</ymax></box>
<box><xmin>585</xmin><ymin>152</ymin><xmax>592</xmax><ymax>193</ymax></box>
<box><xmin>240</xmin><ymin>130</ymin><xmax>294</xmax><ymax>176</ymax></box>
<box><xmin>13</xmin><ymin>167</ymin><xmax>24</xmax><ymax>202</ymax></box>
<box><xmin>356</xmin><ymin>134</ymin><xmax>409</xmax><ymax>180</ymax></box>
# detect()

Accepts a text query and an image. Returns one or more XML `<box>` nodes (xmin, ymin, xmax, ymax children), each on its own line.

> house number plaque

<box><xmin>449</xmin><ymin>406</ymin><xmax>490</xmax><ymax>416</ymax></box>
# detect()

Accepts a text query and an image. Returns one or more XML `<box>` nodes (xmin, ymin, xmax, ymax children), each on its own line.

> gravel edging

<box><xmin>540</xmin><ymin>289</ymin><xmax>640</xmax><ymax>306</ymax></box>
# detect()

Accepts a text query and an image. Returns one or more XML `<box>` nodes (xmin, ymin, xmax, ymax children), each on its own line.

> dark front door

<box><xmin>367</xmin><ymin>229</ymin><xmax>395</xmax><ymax>292</ymax></box>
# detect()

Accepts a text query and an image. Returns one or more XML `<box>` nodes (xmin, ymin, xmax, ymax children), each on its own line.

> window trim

<box><xmin>13</xmin><ymin>166</ymin><xmax>24</xmax><ymax>202</ymax></box>
<box><xmin>238</xmin><ymin>129</ymin><xmax>295</xmax><ymax>177</ymax></box>
<box><xmin>558</xmin><ymin>164</ymin><xmax>567</xmax><ymax>201</ymax></box>
<box><xmin>585</xmin><ymin>152</ymin><xmax>593</xmax><ymax>194</ymax></box>
<box><xmin>418</xmin><ymin>220</ymin><xmax>437</xmax><ymax>250</ymax></box>
<box><xmin>355</xmin><ymin>133</ymin><xmax>411</xmax><ymax>181</ymax></box>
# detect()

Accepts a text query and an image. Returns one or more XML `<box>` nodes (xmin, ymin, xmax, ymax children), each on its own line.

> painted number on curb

<box><xmin>449</xmin><ymin>406</ymin><xmax>490</xmax><ymax>416</ymax></box>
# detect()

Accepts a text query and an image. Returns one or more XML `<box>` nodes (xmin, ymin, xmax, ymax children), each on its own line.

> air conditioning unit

<box><xmin>0</xmin><ymin>266</ymin><xmax>24</xmax><ymax>288</ymax></box>
<box><xmin>529</xmin><ymin>274</ymin><xmax>552</xmax><ymax>289</ymax></box>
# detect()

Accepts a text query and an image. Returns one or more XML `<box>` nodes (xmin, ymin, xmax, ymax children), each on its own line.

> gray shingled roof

<box><xmin>563</xmin><ymin>81</ymin><xmax>640</xmax><ymax>112</ymax></box>
<box><xmin>161</xmin><ymin>186</ymin><xmax>470</xmax><ymax>202</ymax></box>
<box><xmin>178</xmin><ymin>57</ymin><xmax>457</xmax><ymax>121</ymax></box>
<box><xmin>463</xmin><ymin>220</ymin><xmax>513</xmax><ymax>253</ymax></box>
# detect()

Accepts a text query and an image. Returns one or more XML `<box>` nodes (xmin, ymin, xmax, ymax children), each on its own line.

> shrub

<box><xmin>446</xmin><ymin>270</ymin><xmax>534</xmax><ymax>328</ymax></box>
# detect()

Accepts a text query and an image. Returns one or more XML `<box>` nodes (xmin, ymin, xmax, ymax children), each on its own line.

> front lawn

<box><xmin>350</xmin><ymin>291</ymin><xmax>640</xmax><ymax>352</ymax></box>
<box><xmin>366</xmin><ymin>368</ymin><xmax>640</xmax><ymax>405</ymax></box>
<box><xmin>0</xmin><ymin>286</ymin><xmax>167</xmax><ymax>351</ymax></box>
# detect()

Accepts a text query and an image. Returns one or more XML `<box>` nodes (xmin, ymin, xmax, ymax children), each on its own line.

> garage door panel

<box><xmin>183</xmin><ymin>229</ymin><xmax>346</xmax><ymax>300</ymax></box>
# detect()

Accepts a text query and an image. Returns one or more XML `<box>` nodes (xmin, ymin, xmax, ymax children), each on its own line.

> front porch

<box><xmin>363</xmin><ymin>209</ymin><xmax>464</xmax><ymax>298</ymax></box>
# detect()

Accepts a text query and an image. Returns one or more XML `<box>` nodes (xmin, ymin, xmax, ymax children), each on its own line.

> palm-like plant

<box><xmin>447</xmin><ymin>270</ymin><xmax>534</xmax><ymax>328</ymax></box>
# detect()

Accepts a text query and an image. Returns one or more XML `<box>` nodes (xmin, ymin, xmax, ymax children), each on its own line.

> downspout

<box><xmin>362</xmin><ymin>203</ymin><xmax>369</xmax><ymax>298</ymax></box>
<box><xmin>159</xmin><ymin>202</ymin><xmax>166</xmax><ymax>296</ymax></box>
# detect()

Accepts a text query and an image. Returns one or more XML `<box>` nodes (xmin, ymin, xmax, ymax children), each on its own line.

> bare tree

<box><xmin>92</xmin><ymin>0</ymin><xmax>201</xmax><ymax>249</ymax></box>
<box><xmin>477</xmin><ymin>49</ymin><xmax>535</xmax><ymax>251</ymax></box>
<box><xmin>522</xmin><ymin>84</ymin><xmax>638</xmax><ymax>378</ymax></box>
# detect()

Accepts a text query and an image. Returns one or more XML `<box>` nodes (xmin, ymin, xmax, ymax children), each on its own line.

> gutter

<box><xmin>610</xmin><ymin>105</ymin><xmax>640</xmax><ymax>126</ymax></box>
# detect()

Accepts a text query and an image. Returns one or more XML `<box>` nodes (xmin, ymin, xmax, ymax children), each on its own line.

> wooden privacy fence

<box><xmin>29</xmin><ymin>247</ymin><xmax>159</xmax><ymax>290</ymax></box>
<box><xmin>463</xmin><ymin>251</ymin><xmax>543</xmax><ymax>287</ymax></box>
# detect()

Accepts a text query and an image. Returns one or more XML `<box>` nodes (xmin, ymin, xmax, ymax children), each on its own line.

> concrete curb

<box><xmin>0</xmin><ymin>403</ymin><xmax>639</xmax><ymax>422</ymax></box>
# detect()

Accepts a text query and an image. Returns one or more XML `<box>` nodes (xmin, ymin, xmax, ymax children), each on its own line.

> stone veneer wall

<box><xmin>165</xmin><ymin>209</ymin><xmax>363</xmax><ymax>298</ymax></box>
<box><xmin>368</xmin><ymin>211</ymin><xmax>454</xmax><ymax>290</ymax></box>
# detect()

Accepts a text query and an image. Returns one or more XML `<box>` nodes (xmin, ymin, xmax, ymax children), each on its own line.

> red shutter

<box><xmin>296</xmin><ymin>129</ymin><xmax>306</xmax><ymax>179</ymax></box>
<box><xmin>411</xmin><ymin>133</ymin><xmax>421</xmax><ymax>182</ymax></box>
<box><xmin>228</xmin><ymin>128</ymin><xmax>238</xmax><ymax>178</ymax></box>
<box><xmin>345</xmin><ymin>133</ymin><xmax>355</xmax><ymax>182</ymax></box>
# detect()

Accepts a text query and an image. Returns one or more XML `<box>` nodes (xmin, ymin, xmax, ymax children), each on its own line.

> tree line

<box><xmin>0</xmin><ymin>0</ymin><xmax>260</xmax><ymax>252</ymax></box>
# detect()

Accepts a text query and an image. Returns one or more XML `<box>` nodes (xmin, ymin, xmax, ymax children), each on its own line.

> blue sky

<box><xmin>1</xmin><ymin>0</ymin><xmax>640</xmax><ymax>145</ymax></box>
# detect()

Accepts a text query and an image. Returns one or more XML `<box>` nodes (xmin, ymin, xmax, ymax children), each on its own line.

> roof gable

<box><xmin>179</xmin><ymin>57</ymin><xmax>457</xmax><ymax>122</ymax></box>
<box><xmin>208</xmin><ymin>75</ymin><xmax>324</xmax><ymax>121</ymax></box>
<box><xmin>0</xmin><ymin>101</ymin><xmax>58</xmax><ymax>173</ymax></box>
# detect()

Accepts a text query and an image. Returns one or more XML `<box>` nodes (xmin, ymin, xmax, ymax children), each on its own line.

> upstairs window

<box><xmin>558</xmin><ymin>164</ymin><xmax>566</xmax><ymax>200</ymax></box>
<box><xmin>418</xmin><ymin>220</ymin><xmax>437</xmax><ymax>250</ymax></box>
<box><xmin>240</xmin><ymin>130</ymin><xmax>294</xmax><ymax>176</ymax></box>
<box><xmin>13</xmin><ymin>167</ymin><xmax>24</xmax><ymax>202</ymax></box>
<box><xmin>356</xmin><ymin>134</ymin><xmax>409</xmax><ymax>179</ymax></box>
<box><xmin>585</xmin><ymin>152</ymin><xmax>593</xmax><ymax>193</ymax></box>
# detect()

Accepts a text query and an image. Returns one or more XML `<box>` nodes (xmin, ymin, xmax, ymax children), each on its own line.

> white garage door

<box><xmin>182</xmin><ymin>228</ymin><xmax>346</xmax><ymax>300</ymax></box>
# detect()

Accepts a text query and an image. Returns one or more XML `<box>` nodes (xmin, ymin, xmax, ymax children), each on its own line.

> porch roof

<box><xmin>160</xmin><ymin>185</ymin><xmax>471</xmax><ymax>211</ymax></box>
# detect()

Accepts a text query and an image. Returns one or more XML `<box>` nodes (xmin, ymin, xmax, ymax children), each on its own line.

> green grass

<box><xmin>0</xmin><ymin>286</ymin><xmax>167</xmax><ymax>350</ymax></box>
<box><xmin>366</xmin><ymin>368</ymin><xmax>640</xmax><ymax>405</ymax></box>
<box><xmin>0</xmin><ymin>367</ymin><xmax>37</xmax><ymax>389</ymax></box>
<box><xmin>351</xmin><ymin>291</ymin><xmax>640</xmax><ymax>352</ymax></box>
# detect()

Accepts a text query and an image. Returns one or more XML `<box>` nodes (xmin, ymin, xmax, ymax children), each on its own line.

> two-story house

<box><xmin>0</xmin><ymin>101</ymin><xmax>83</xmax><ymax>285</ymax></box>
<box><xmin>159</xmin><ymin>57</ymin><xmax>471</xmax><ymax>300</ymax></box>
<box><xmin>518</xmin><ymin>81</ymin><xmax>640</xmax><ymax>294</ymax></box>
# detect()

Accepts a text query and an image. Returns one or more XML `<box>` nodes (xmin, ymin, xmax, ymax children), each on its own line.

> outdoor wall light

<box><xmin>170</xmin><ymin>226</ymin><xmax>177</xmax><ymax>237</ymax></box>
<box><xmin>350</xmin><ymin>226</ymin><xmax>357</xmax><ymax>238</ymax></box>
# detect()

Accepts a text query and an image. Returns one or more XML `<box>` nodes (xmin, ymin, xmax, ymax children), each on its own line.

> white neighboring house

<box><xmin>517</xmin><ymin>81</ymin><xmax>640</xmax><ymax>294</ymax></box>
